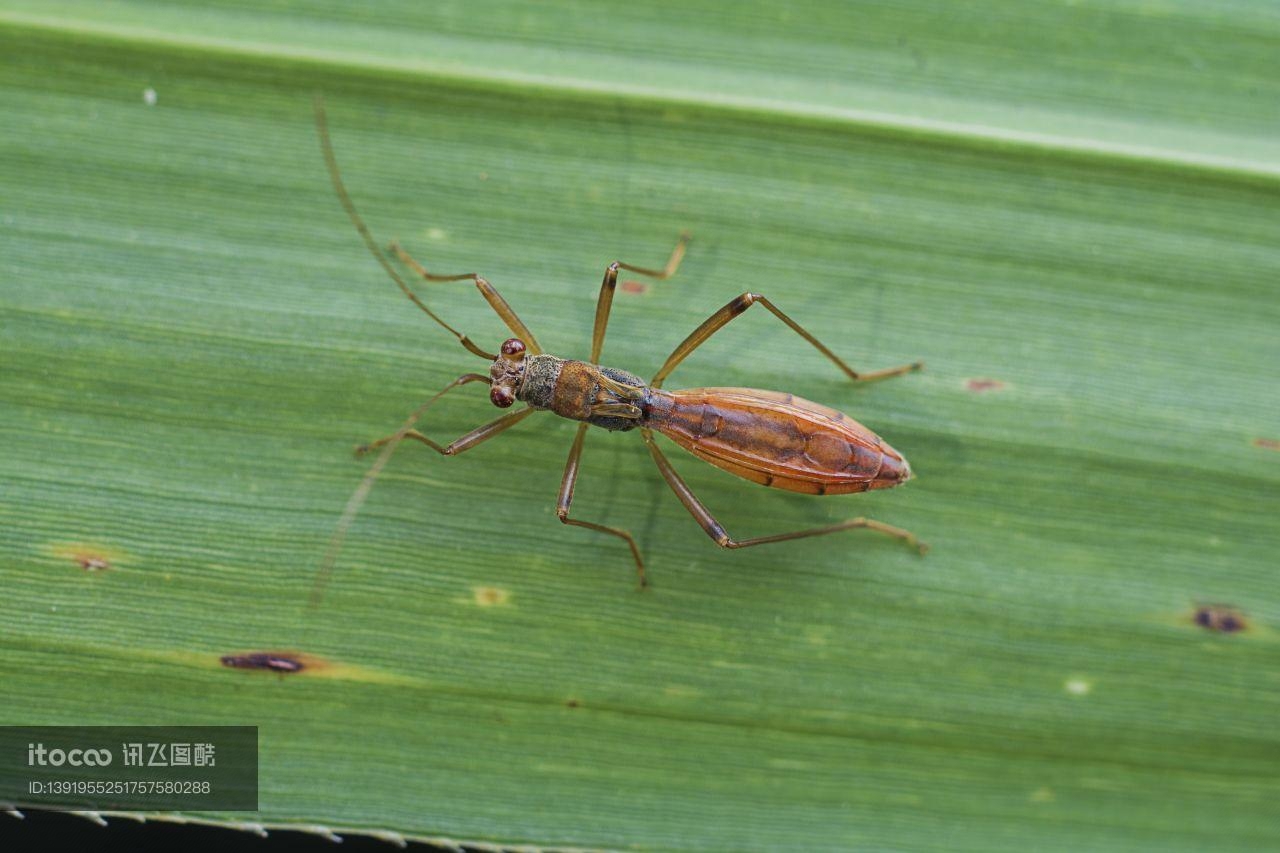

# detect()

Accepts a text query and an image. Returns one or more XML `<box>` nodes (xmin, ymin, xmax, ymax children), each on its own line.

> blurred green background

<box><xmin>1</xmin><ymin>2</ymin><xmax>1277</xmax><ymax>850</ymax></box>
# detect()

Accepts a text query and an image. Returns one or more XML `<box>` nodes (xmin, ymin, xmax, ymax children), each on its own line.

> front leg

<box><xmin>389</xmin><ymin>241</ymin><xmax>545</xmax><ymax>355</ymax></box>
<box><xmin>358</xmin><ymin>405</ymin><xmax>538</xmax><ymax>456</ymax></box>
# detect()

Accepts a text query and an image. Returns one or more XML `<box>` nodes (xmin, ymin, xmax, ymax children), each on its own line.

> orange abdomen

<box><xmin>645</xmin><ymin>387</ymin><xmax>911</xmax><ymax>495</ymax></box>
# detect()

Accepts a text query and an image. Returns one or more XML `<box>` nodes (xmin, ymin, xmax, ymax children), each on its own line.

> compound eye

<box><xmin>500</xmin><ymin>338</ymin><xmax>526</xmax><ymax>358</ymax></box>
<box><xmin>489</xmin><ymin>384</ymin><xmax>515</xmax><ymax>408</ymax></box>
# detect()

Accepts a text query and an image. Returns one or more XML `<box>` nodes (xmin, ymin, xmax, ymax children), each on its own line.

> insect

<box><xmin>311</xmin><ymin>98</ymin><xmax>925</xmax><ymax>597</ymax></box>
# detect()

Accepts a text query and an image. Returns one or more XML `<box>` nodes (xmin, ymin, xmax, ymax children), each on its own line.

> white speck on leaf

<box><xmin>1065</xmin><ymin>677</ymin><xmax>1091</xmax><ymax>696</ymax></box>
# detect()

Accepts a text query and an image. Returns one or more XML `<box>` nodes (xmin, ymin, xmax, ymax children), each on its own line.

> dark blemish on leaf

<box><xmin>620</xmin><ymin>280</ymin><xmax>647</xmax><ymax>294</ymax></box>
<box><xmin>50</xmin><ymin>543</ymin><xmax>125</xmax><ymax>572</ymax></box>
<box><xmin>1194</xmin><ymin>604</ymin><xmax>1246</xmax><ymax>633</ymax></box>
<box><xmin>220</xmin><ymin>652</ymin><xmax>306</xmax><ymax>673</ymax></box>
<box><xmin>965</xmin><ymin>378</ymin><xmax>1006</xmax><ymax>393</ymax></box>
<box><xmin>566</xmin><ymin>699</ymin><xmax>580</xmax><ymax>709</ymax></box>
<box><xmin>1253</xmin><ymin>437</ymin><xmax>1280</xmax><ymax>451</ymax></box>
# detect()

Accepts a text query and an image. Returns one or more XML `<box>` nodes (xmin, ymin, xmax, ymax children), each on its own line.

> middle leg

<box><xmin>651</xmin><ymin>292</ymin><xmax>922</xmax><ymax>388</ymax></box>
<box><xmin>590</xmin><ymin>232</ymin><xmax>690</xmax><ymax>364</ymax></box>
<box><xmin>557</xmin><ymin>422</ymin><xmax>647</xmax><ymax>587</ymax></box>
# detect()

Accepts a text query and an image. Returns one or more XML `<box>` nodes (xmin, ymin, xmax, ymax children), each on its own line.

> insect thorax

<box><xmin>518</xmin><ymin>354</ymin><xmax>647</xmax><ymax>431</ymax></box>
<box><xmin>516</xmin><ymin>354</ymin><xmax>563</xmax><ymax>410</ymax></box>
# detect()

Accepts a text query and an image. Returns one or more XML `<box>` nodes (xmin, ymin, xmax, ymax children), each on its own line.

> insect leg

<box><xmin>388</xmin><ymin>241</ymin><xmax>544</xmax><ymax>355</ymax></box>
<box><xmin>557</xmin><ymin>423</ymin><xmax>647</xmax><ymax>587</ymax></box>
<box><xmin>650</xmin><ymin>292</ymin><xmax>922</xmax><ymax>388</ymax></box>
<box><xmin>590</xmin><ymin>232</ymin><xmax>690</xmax><ymax>364</ymax></box>
<box><xmin>641</xmin><ymin>429</ymin><xmax>927</xmax><ymax>554</ymax></box>
<box><xmin>310</xmin><ymin>374</ymin><xmax>538</xmax><ymax>606</ymax></box>
<box><xmin>359</xmin><ymin>404</ymin><xmax>538</xmax><ymax>456</ymax></box>
<box><xmin>353</xmin><ymin>372</ymin><xmax>483</xmax><ymax>453</ymax></box>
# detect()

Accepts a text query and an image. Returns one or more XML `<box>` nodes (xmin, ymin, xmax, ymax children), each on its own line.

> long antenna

<box><xmin>313</xmin><ymin>95</ymin><xmax>495</xmax><ymax>360</ymax></box>
<box><xmin>308</xmin><ymin>373</ymin><xmax>493</xmax><ymax>607</ymax></box>
<box><xmin>308</xmin><ymin>394</ymin><xmax>436</xmax><ymax>608</ymax></box>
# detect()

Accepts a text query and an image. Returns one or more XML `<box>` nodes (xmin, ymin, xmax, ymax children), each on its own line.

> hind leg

<box><xmin>641</xmin><ymin>429</ymin><xmax>926</xmax><ymax>554</ymax></box>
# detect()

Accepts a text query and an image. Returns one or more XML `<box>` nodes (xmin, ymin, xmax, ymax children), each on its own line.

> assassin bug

<box><xmin>311</xmin><ymin>98</ymin><xmax>925</xmax><ymax>598</ymax></box>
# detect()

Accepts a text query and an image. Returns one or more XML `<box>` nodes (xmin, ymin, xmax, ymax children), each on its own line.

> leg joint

<box><xmin>710</xmin><ymin>521</ymin><xmax>733</xmax><ymax>547</ymax></box>
<box><xmin>730</xmin><ymin>292</ymin><xmax>758</xmax><ymax>314</ymax></box>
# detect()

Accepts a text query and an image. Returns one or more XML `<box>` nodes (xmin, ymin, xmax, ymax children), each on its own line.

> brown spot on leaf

<box><xmin>1253</xmin><ymin>437</ymin><xmax>1280</xmax><ymax>451</ymax></box>
<box><xmin>48</xmin><ymin>542</ymin><xmax>128</xmax><ymax>573</ymax></box>
<box><xmin>620</xmin><ymin>280</ymin><xmax>647</xmax><ymax>294</ymax></box>
<box><xmin>966</xmin><ymin>378</ymin><xmax>1006</xmax><ymax>393</ymax></box>
<box><xmin>566</xmin><ymin>699</ymin><xmax>580</xmax><ymax>709</ymax></box>
<box><xmin>1194</xmin><ymin>604</ymin><xmax>1246</xmax><ymax>633</ymax></box>
<box><xmin>473</xmin><ymin>586</ymin><xmax>511</xmax><ymax>606</ymax></box>
<box><xmin>220</xmin><ymin>652</ymin><xmax>307</xmax><ymax>674</ymax></box>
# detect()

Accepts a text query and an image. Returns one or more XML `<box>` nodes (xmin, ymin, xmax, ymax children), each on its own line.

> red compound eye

<box><xmin>500</xmin><ymin>338</ymin><xmax>526</xmax><ymax>357</ymax></box>
<box><xmin>490</xmin><ymin>385</ymin><xmax>515</xmax><ymax>408</ymax></box>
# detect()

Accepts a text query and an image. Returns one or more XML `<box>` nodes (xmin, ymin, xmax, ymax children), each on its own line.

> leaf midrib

<box><xmin>3</xmin><ymin>11</ymin><xmax>1279</xmax><ymax>185</ymax></box>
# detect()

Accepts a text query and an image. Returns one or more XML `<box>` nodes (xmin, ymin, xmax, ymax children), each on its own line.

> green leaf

<box><xmin>2</xmin><ymin>3</ymin><xmax>1277</xmax><ymax>850</ymax></box>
